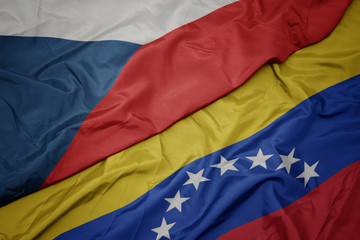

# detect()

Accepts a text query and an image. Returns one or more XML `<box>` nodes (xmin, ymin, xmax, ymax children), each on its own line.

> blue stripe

<box><xmin>56</xmin><ymin>74</ymin><xmax>360</xmax><ymax>240</ymax></box>
<box><xmin>0</xmin><ymin>36</ymin><xmax>141</xmax><ymax>206</ymax></box>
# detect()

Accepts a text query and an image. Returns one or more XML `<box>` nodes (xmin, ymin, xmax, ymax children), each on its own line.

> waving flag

<box><xmin>0</xmin><ymin>0</ymin><xmax>359</xmax><ymax>239</ymax></box>
<box><xmin>0</xmin><ymin>0</ymin><xmax>235</xmax><ymax>205</ymax></box>
<box><xmin>0</xmin><ymin>0</ymin><xmax>353</xmax><ymax>206</ymax></box>
<box><xmin>55</xmin><ymin>74</ymin><xmax>360</xmax><ymax>239</ymax></box>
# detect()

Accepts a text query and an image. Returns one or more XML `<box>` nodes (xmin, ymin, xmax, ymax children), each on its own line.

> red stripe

<box><xmin>41</xmin><ymin>0</ymin><xmax>352</xmax><ymax>188</ymax></box>
<box><xmin>218</xmin><ymin>161</ymin><xmax>360</xmax><ymax>240</ymax></box>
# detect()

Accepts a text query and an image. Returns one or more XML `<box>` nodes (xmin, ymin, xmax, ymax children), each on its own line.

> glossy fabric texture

<box><xmin>56</xmin><ymin>75</ymin><xmax>360</xmax><ymax>239</ymax></box>
<box><xmin>0</xmin><ymin>0</ymin><xmax>235</xmax><ymax>44</ymax></box>
<box><xmin>219</xmin><ymin>161</ymin><xmax>360</xmax><ymax>240</ymax></box>
<box><xmin>42</xmin><ymin>0</ymin><xmax>353</xmax><ymax>189</ymax></box>
<box><xmin>0</xmin><ymin>1</ymin><xmax>359</xmax><ymax>238</ymax></box>
<box><xmin>0</xmin><ymin>0</ymin><xmax>234</xmax><ymax>205</ymax></box>
<box><xmin>0</xmin><ymin>36</ymin><xmax>140</xmax><ymax>205</ymax></box>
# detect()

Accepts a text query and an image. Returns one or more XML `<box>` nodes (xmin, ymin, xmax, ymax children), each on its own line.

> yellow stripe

<box><xmin>1</xmin><ymin>2</ymin><xmax>359</xmax><ymax>239</ymax></box>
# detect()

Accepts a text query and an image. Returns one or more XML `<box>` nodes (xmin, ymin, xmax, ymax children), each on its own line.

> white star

<box><xmin>211</xmin><ymin>155</ymin><xmax>239</xmax><ymax>176</ymax></box>
<box><xmin>152</xmin><ymin>218</ymin><xmax>176</xmax><ymax>240</ymax></box>
<box><xmin>245</xmin><ymin>148</ymin><xmax>273</xmax><ymax>169</ymax></box>
<box><xmin>276</xmin><ymin>148</ymin><xmax>300</xmax><ymax>173</ymax></box>
<box><xmin>164</xmin><ymin>190</ymin><xmax>190</xmax><ymax>213</ymax></box>
<box><xmin>183</xmin><ymin>169</ymin><xmax>210</xmax><ymax>190</ymax></box>
<box><xmin>296</xmin><ymin>161</ymin><xmax>320</xmax><ymax>187</ymax></box>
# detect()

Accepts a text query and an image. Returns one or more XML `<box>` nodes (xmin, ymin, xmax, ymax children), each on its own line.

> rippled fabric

<box><xmin>42</xmin><ymin>0</ymin><xmax>353</xmax><ymax>190</ymax></box>
<box><xmin>0</xmin><ymin>0</ymin><xmax>358</xmax><ymax>238</ymax></box>
<box><xmin>55</xmin><ymin>75</ymin><xmax>360</xmax><ymax>239</ymax></box>
<box><xmin>0</xmin><ymin>0</ymin><xmax>237</xmax><ymax>206</ymax></box>
<box><xmin>1</xmin><ymin>0</ymin><xmax>350</xmax><ymax>205</ymax></box>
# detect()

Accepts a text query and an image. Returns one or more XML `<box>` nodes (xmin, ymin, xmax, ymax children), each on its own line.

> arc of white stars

<box><xmin>276</xmin><ymin>148</ymin><xmax>300</xmax><ymax>174</ymax></box>
<box><xmin>245</xmin><ymin>148</ymin><xmax>273</xmax><ymax>169</ymax></box>
<box><xmin>183</xmin><ymin>169</ymin><xmax>210</xmax><ymax>190</ymax></box>
<box><xmin>211</xmin><ymin>155</ymin><xmax>239</xmax><ymax>176</ymax></box>
<box><xmin>164</xmin><ymin>190</ymin><xmax>190</xmax><ymax>213</ymax></box>
<box><xmin>296</xmin><ymin>161</ymin><xmax>320</xmax><ymax>187</ymax></box>
<box><xmin>152</xmin><ymin>218</ymin><xmax>176</xmax><ymax>240</ymax></box>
